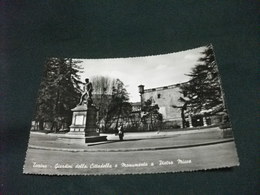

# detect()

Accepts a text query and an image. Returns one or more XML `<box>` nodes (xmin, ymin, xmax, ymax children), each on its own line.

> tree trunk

<box><xmin>150</xmin><ymin>113</ymin><xmax>153</xmax><ymax>131</ymax></box>
<box><xmin>39</xmin><ymin>120</ymin><xmax>44</xmax><ymax>131</ymax></box>
<box><xmin>181</xmin><ymin>108</ymin><xmax>186</xmax><ymax>128</ymax></box>
<box><xmin>51</xmin><ymin>119</ymin><xmax>58</xmax><ymax>133</ymax></box>
<box><xmin>50</xmin><ymin>122</ymin><xmax>54</xmax><ymax>132</ymax></box>
<box><xmin>116</xmin><ymin>106</ymin><xmax>122</xmax><ymax>130</ymax></box>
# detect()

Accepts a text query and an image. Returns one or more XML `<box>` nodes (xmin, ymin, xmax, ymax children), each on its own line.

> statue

<box><xmin>78</xmin><ymin>78</ymin><xmax>93</xmax><ymax>106</ymax></box>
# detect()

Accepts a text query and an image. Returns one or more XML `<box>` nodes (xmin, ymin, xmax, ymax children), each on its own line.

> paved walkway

<box><xmin>28</xmin><ymin>127</ymin><xmax>233</xmax><ymax>152</ymax></box>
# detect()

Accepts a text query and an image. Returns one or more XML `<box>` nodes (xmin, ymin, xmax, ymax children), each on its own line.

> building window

<box><xmin>157</xmin><ymin>94</ymin><xmax>161</xmax><ymax>99</ymax></box>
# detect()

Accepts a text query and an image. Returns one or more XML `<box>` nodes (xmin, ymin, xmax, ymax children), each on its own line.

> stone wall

<box><xmin>142</xmin><ymin>84</ymin><xmax>183</xmax><ymax>123</ymax></box>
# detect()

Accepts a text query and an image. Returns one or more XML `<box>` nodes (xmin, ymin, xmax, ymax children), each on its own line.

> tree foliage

<box><xmin>141</xmin><ymin>98</ymin><xmax>163</xmax><ymax>130</ymax></box>
<box><xmin>34</xmin><ymin>58</ymin><xmax>82</xmax><ymax>131</ymax></box>
<box><xmin>91</xmin><ymin>75</ymin><xmax>117</xmax><ymax>95</ymax></box>
<box><xmin>179</xmin><ymin>45</ymin><xmax>224</xmax><ymax>115</ymax></box>
<box><xmin>104</xmin><ymin>79</ymin><xmax>132</xmax><ymax>131</ymax></box>
<box><xmin>91</xmin><ymin>76</ymin><xmax>117</xmax><ymax>128</ymax></box>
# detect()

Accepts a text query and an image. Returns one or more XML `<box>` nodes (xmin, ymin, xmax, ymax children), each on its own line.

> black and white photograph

<box><xmin>23</xmin><ymin>45</ymin><xmax>239</xmax><ymax>175</ymax></box>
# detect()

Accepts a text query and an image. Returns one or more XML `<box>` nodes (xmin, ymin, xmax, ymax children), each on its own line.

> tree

<box><xmin>179</xmin><ymin>45</ymin><xmax>224</xmax><ymax>115</ymax></box>
<box><xmin>172</xmin><ymin>99</ymin><xmax>188</xmax><ymax>128</ymax></box>
<box><xmin>90</xmin><ymin>76</ymin><xmax>116</xmax><ymax>125</ymax></box>
<box><xmin>91</xmin><ymin>75</ymin><xmax>117</xmax><ymax>95</ymax></box>
<box><xmin>89</xmin><ymin>76</ymin><xmax>115</xmax><ymax>130</ymax></box>
<box><xmin>34</xmin><ymin>58</ymin><xmax>82</xmax><ymax>131</ymax></box>
<box><xmin>141</xmin><ymin>98</ymin><xmax>163</xmax><ymax>131</ymax></box>
<box><xmin>104</xmin><ymin>79</ymin><xmax>132</xmax><ymax>131</ymax></box>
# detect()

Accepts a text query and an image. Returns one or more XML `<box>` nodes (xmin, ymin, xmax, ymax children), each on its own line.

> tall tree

<box><xmin>172</xmin><ymin>100</ymin><xmax>188</xmax><ymax>128</ymax></box>
<box><xmin>179</xmin><ymin>45</ymin><xmax>224</xmax><ymax>115</ymax></box>
<box><xmin>141</xmin><ymin>98</ymin><xmax>163</xmax><ymax>131</ymax></box>
<box><xmin>104</xmin><ymin>79</ymin><xmax>132</xmax><ymax>131</ymax></box>
<box><xmin>34</xmin><ymin>58</ymin><xmax>82</xmax><ymax>131</ymax></box>
<box><xmin>90</xmin><ymin>76</ymin><xmax>116</xmax><ymax>130</ymax></box>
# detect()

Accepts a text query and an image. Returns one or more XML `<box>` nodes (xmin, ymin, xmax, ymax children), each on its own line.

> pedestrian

<box><xmin>118</xmin><ymin>125</ymin><xmax>124</xmax><ymax>141</ymax></box>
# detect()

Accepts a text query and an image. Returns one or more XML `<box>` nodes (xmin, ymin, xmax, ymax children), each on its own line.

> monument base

<box><xmin>85</xmin><ymin>136</ymin><xmax>107</xmax><ymax>143</ymax></box>
<box><xmin>68</xmin><ymin>104</ymin><xmax>108</xmax><ymax>143</ymax></box>
<box><xmin>66</xmin><ymin>131</ymin><xmax>85</xmax><ymax>138</ymax></box>
<box><xmin>64</xmin><ymin>133</ymin><xmax>107</xmax><ymax>143</ymax></box>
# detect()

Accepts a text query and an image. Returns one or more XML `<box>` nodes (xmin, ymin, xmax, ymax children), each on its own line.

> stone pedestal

<box><xmin>68</xmin><ymin>104</ymin><xmax>107</xmax><ymax>143</ymax></box>
<box><xmin>85</xmin><ymin>105</ymin><xmax>99</xmax><ymax>136</ymax></box>
<box><xmin>68</xmin><ymin>105</ymin><xmax>88</xmax><ymax>136</ymax></box>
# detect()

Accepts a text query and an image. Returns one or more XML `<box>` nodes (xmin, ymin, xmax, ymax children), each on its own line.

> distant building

<box><xmin>138</xmin><ymin>84</ymin><xmax>183</xmax><ymax>128</ymax></box>
<box><xmin>138</xmin><ymin>83</ymin><xmax>224</xmax><ymax>128</ymax></box>
<box><xmin>91</xmin><ymin>83</ymin><xmax>224</xmax><ymax>131</ymax></box>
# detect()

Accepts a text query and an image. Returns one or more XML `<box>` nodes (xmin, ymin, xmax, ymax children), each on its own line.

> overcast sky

<box><xmin>76</xmin><ymin>46</ymin><xmax>206</xmax><ymax>102</ymax></box>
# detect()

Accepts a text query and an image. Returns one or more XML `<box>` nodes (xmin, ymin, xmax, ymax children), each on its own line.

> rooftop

<box><xmin>143</xmin><ymin>82</ymin><xmax>187</xmax><ymax>93</ymax></box>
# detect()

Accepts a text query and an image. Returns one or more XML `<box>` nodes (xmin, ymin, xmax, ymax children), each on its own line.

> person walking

<box><xmin>118</xmin><ymin>125</ymin><xmax>124</xmax><ymax>141</ymax></box>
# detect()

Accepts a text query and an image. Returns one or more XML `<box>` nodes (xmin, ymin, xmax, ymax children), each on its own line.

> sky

<box><xmin>76</xmin><ymin>46</ymin><xmax>206</xmax><ymax>102</ymax></box>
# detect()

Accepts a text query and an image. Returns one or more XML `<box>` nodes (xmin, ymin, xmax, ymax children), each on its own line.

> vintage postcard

<box><xmin>23</xmin><ymin>45</ymin><xmax>239</xmax><ymax>175</ymax></box>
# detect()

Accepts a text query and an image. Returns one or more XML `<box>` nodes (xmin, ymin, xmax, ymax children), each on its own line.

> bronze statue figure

<box><xmin>78</xmin><ymin>78</ymin><xmax>93</xmax><ymax>106</ymax></box>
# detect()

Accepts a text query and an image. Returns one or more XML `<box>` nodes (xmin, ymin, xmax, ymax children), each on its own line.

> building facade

<box><xmin>139</xmin><ymin>84</ymin><xmax>183</xmax><ymax>128</ymax></box>
<box><xmin>138</xmin><ymin>83</ymin><xmax>224</xmax><ymax>129</ymax></box>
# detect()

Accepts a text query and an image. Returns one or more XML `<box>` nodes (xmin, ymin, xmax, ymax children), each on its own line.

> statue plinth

<box><xmin>85</xmin><ymin>105</ymin><xmax>99</xmax><ymax>136</ymax></box>
<box><xmin>68</xmin><ymin>103</ymin><xmax>107</xmax><ymax>143</ymax></box>
<box><xmin>68</xmin><ymin>104</ymin><xmax>87</xmax><ymax>136</ymax></box>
